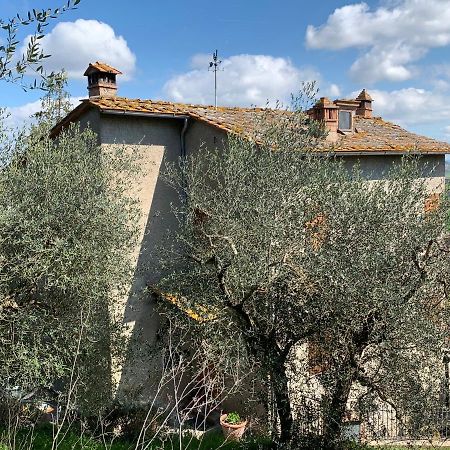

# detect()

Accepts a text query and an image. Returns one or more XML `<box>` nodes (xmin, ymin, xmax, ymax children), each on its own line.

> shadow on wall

<box><xmin>91</xmin><ymin>114</ymin><xmax>187</xmax><ymax>407</ymax></box>
<box><xmin>115</xmin><ymin>152</ymin><xmax>180</xmax><ymax>407</ymax></box>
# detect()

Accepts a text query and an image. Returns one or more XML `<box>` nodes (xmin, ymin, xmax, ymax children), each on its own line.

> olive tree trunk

<box><xmin>270</xmin><ymin>364</ymin><xmax>294</xmax><ymax>446</ymax></box>
<box><xmin>322</xmin><ymin>368</ymin><xmax>354</xmax><ymax>449</ymax></box>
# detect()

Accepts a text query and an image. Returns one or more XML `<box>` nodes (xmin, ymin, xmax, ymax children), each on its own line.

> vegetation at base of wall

<box><xmin>7</xmin><ymin>426</ymin><xmax>450</xmax><ymax>450</ymax></box>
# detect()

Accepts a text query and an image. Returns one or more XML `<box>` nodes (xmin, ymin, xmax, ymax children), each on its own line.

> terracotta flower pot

<box><xmin>220</xmin><ymin>413</ymin><xmax>247</xmax><ymax>441</ymax></box>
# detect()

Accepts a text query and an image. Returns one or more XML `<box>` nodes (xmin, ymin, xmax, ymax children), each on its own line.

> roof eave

<box><xmin>51</xmin><ymin>98</ymin><xmax>450</xmax><ymax>155</ymax></box>
<box><xmin>50</xmin><ymin>100</ymin><xmax>92</xmax><ymax>138</ymax></box>
<box><xmin>99</xmin><ymin>109</ymin><xmax>190</xmax><ymax>120</ymax></box>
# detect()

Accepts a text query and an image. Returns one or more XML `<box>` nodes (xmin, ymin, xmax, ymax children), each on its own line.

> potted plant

<box><xmin>220</xmin><ymin>411</ymin><xmax>247</xmax><ymax>441</ymax></box>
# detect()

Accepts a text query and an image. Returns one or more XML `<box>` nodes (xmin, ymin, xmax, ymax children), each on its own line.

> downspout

<box><xmin>180</xmin><ymin>117</ymin><xmax>190</xmax><ymax>203</ymax></box>
<box><xmin>180</xmin><ymin>117</ymin><xmax>189</xmax><ymax>159</ymax></box>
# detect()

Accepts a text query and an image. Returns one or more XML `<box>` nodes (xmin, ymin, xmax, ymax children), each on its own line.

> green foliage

<box><xmin>31</xmin><ymin>71</ymin><xmax>73</xmax><ymax>131</ymax></box>
<box><xmin>0</xmin><ymin>1</ymin><xmax>81</xmax><ymax>90</ymax></box>
<box><xmin>161</xmin><ymin>88</ymin><xmax>450</xmax><ymax>447</ymax></box>
<box><xmin>3</xmin><ymin>427</ymin><xmax>132</xmax><ymax>450</ymax></box>
<box><xmin>225</xmin><ymin>412</ymin><xmax>243</xmax><ymax>425</ymax></box>
<box><xmin>0</xmin><ymin>85</ymin><xmax>141</xmax><ymax>415</ymax></box>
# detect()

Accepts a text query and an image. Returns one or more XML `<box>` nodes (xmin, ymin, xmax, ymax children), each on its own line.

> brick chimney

<box><xmin>309</xmin><ymin>97</ymin><xmax>339</xmax><ymax>141</ymax></box>
<box><xmin>355</xmin><ymin>89</ymin><xmax>373</xmax><ymax>118</ymax></box>
<box><xmin>84</xmin><ymin>62</ymin><xmax>122</xmax><ymax>98</ymax></box>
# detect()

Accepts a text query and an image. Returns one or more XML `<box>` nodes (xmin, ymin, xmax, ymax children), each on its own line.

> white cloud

<box><xmin>430</xmin><ymin>79</ymin><xmax>450</xmax><ymax>92</ymax></box>
<box><xmin>433</xmin><ymin>64</ymin><xmax>450</xmax><ymax>79</ymax></box>
<box><xmin>306</xmin><ymin>0</ymin><xmax>450</xmax><ymax>84</ymax></box>
<box><xmin>3</xmin><ymin>100</ymin><xmax>42</xmax><ymax>130</ymax></box>
<box><xmin>355</xmin><ymin>87</ymin><xmax>450</xmax><ymax>127</ymax></box>
<box><xmin>21</xmin><ymin>19</ymin><xmax>136</xmax><ymax>79</ymax></box>
<box><xmin>349</xmin><ymin>43</ymin><xmax>423</xmax><ymax>83</ymax></box>
<box><xmin>327</xmin><ymin>83</ymin><xmax>341</xmax><ymax>98</ymax></box>
<box><xmin>190</xmin><ymin>54</ymin><xmax>212</xmax><ymax>70</ymax></box>
<box><xmin>163</xmin><ymin>53</ymin><xmax>335</xmax><ymax>107</ymax></box>
<box><xmin>4</xmin><ymin>97</ymin><xmax>82</xmax><ymax>130</ymax></box>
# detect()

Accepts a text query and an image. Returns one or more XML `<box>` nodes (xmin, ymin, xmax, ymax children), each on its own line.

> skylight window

<box><xmin>338</xmin><ymin>110</ymin><xmax>352</xmax><ymax>131</ymax></box>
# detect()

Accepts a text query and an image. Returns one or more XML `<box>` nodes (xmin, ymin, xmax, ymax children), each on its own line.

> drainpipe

<box><xmin>180</xmin><ymin>117</ymin><xmax>189</xmax><ymax>159</ymax></box>
<box><xmin>180</xmin><ymin>117</ymin><xmax>190</xmax><ymax>203</ymax></box>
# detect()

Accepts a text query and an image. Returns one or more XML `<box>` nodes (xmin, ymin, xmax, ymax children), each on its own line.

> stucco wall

<box><xmin>77</xmin><ymin>108</ymin><xmax>101</xmax><ymax>140</ymax></box>
<box><xmin>341</xmin><ymin>154</ymin><xmax>446</xmax><ymax>192</ymax></box>
<box><xmin>185</xmin><ymin>119</ymin><xmax>228</xmax><ymax>156</ymax></box>
<box><xmin>186</xmin><ymin>121</ymin><xmax>445</xmax><ymax>192</ymax></box>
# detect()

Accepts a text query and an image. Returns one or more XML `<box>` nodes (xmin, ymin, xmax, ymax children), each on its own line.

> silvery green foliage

<box><xmin>31</xmin><ymin>70</ymin><xmax>73</xmax><ymax>132</ymax></box>
<box><xmin>0</xmin><ymin>1</ymin><xmax>81</xmax><ymax>90</ymax></box>
<box><xmin>161</xmin><ymin>96</ymin><xmax>450</xmax><ymax>447</ymax></box>
<box><xmin>0</xmin><ymin>103</ymin><xmax>140</xmax><ymax>415</ymax></box>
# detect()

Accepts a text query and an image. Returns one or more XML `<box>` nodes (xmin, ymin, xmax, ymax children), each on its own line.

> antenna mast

<box><xmin>209</xmin><ymin>49</ymin><xmax>222</xmax><ymax>108</ymax></box>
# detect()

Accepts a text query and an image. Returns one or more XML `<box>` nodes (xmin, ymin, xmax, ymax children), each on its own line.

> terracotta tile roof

<box><xmin>87</xmin><ymin>96</ymin><xmax>268</xmax><ymax>135</ymax></box>
<box><xmin>52</xmin><ymin>96</ymin><xmax>450</xmax><ymax>154</ymax></box>
<box><xmin>356</xmin><ymin>89</ymin><xmax>373</xmax><ymax>101</ymax></box>
<box><xmin>83</xmin><ymin>62</ymin><xmax>122</xmax><ymax>76</ymax></box>
<box><xmin>335</xmin><ymin>116</ymin><xmax>450</xmax><ymax>153</ymax></box>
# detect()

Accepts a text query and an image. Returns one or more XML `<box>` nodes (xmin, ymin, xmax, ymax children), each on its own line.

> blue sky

<box><xmin>2</xmin><ymin>0</ymin><xmax>450</xmax><ymax>146</ymax></box>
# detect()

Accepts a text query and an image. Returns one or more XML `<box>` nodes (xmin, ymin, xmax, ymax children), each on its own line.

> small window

<box><xmin>338</xmin><ymin>110</ymin><xmax>352</xmax><ymax>131</ymax></box>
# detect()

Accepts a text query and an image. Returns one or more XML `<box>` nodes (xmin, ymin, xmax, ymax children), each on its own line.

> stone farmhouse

<box><xmin>52</xmin><ymin>62</ymin><xmax>450</xmax><ymax>405</ymax></box>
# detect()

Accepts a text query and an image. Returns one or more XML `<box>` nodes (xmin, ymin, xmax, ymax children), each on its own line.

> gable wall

<box><xmin>185</xmin><ymin>119</ymin><xmax>228</xmax><ymax>156</ymax></box>
<box><xmin>77</xmin><ymin>108</ymin><xmax>101</xmax><ymax>141</ymax></box>
<box><xmin>96</xmin><ymin>113</ymin><xmax>185</xmax><ymax>404</ymax></box>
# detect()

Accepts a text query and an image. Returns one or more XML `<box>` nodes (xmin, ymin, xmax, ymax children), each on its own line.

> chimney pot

<box><xmin>84</xmin><ymin>62</ymin><xmax>122</xmax><ymax>98</ymax></box>
<box><xmin>355</xmin><ymin>89</ymin><xmax>373</xmax><ymax>118</ymax></box>
<box><xmin>309</xmin><ymin>97</ymin><xmax>339</xmax><ymax>141</ymax></box>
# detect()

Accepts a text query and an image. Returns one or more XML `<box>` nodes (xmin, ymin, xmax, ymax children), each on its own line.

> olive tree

<box><xmin>0</xmin><ymin>82</ymin><xmax>141</xmax><ymax>420</ymax></box>
<box><xmin>159</xmin><ymin>97</ymin><xmax>450</xmax><ymax>448</ymax></box>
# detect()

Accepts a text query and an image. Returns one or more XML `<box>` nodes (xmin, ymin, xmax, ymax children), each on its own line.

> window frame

<box><xmin>338</xmin><ymin>110</ymin><xmax>353</xmax><ymax>132</ymax></box>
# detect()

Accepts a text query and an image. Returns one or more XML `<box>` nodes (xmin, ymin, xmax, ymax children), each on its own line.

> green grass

<box><xmin>0</xmin><ymin>426</ymin><xmax>272</xmax><ymax>450</ymax></box>
<box><xmin>13</xmin><ymin>427</ymin><xmax>450</xmax><ymax>450</ymax></box>
<box><xmin>1</xmin><ymin>428</ymin><xmax>131</xmax><ymax>450</ymax></box>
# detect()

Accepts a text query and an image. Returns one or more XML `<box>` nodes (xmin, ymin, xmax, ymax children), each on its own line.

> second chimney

<box><xmin>356</xmin><ymin>89</ymin><xmax>373</xmax><ymax>118</ymax></box>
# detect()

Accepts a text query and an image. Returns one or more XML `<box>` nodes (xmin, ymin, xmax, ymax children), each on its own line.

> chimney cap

<box><xmin>356</xmin><ymin>89</ymin><xmax>373</xmax><ymax>102</ymax></box>
<box><xmin>84</xmin><ymin>61</ymin><xmax>122</xmax><ymax>76</ymax></box>
<box><xmin>315</xmin><ymin>97</ymin><xmax>338</xmax><ymax>108</ymax></box>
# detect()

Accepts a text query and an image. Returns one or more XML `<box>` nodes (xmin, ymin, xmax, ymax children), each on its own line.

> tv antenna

<box><xmin>209</xmin><ymin>49</ymin><xmax>222</xmax><ymax>108</ymax></box>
